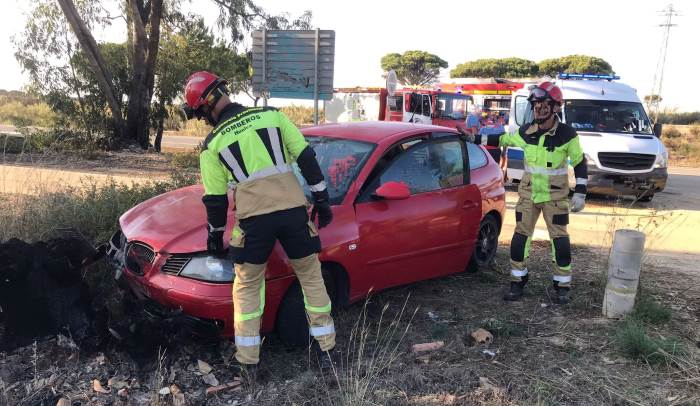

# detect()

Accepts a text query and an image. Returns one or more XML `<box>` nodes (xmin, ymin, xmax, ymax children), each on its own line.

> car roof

<box><xmin>301</xmin><ymin>121</ymin><xmax>456</xmax><ymax>144</ymax></box>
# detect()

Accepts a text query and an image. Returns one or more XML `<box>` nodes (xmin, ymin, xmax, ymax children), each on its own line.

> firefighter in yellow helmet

<box><xmin>183</xmin><ymin>71</ymin><xmax>336</xmax><ymax>376</ymax></box>
<box><xmin>464</xmin><ymin>81</ymin><xmax>588</xmax><ymax>304</ymax></box>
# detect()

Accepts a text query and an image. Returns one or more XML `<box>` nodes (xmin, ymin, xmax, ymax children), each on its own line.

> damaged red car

<box><xmin>107</xmin><ymin>122</ymin><xmax>505</xmax><ymax>345</ymax></box>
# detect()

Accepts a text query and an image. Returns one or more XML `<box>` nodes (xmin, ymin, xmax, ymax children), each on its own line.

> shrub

<box><xmin>689</xmin><ymin>125</ymin><xmax>700</xmax><ymax>138</ymax></box>
<box><xmin>616</xmin><ymin>318</ymin><xmax>686</xmax><ymax>365</ymax></box>
<box><xmin>662</xmin><ymin>127</ymin><xmax>681</xmax><ymax>139</ymax></box>
<box><xmin>280</xmin><ymin>104</ymin><xmax>324</xmax><ymax>126</ymax></box>
<box><xmin>169</xmin><ymin>151</ymin><xmax>200</xmax><ymax>170</ymax></box>
<box><xmin>0</xmin><ymin>174</ymin><xmax>196</xmax><ymax>245</ymax></box>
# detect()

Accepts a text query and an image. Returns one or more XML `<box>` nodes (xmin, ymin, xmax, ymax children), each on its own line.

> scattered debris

<box><xmin>205</xmin><ymin>379</ymin><xmax>243</xmax><ymax>397</ymax></box>
<box><xmin>170</xmin><ymin>384</ymin><xmax>185</xmax><ymax>406</ymax></box>
<box><xmin>92</xmin><ymin>379</ymin><xmax>110</xmax><ymax>394</ymax></box>
<box><xmin>198</xmin><ymin>359</ymin><xmax>212</xmax><ymax>374</ymax></box>
<box><xmin>117</xmin><ymin>388</ymin><xmax>128</xmax><ymax>398</ymax></box>
<box><xmin>159</xmin><ymin>386</ymin><xmax>171</xmax><ymax>395</ymax></box>
<box><xmin>411</xmin><ymin>341</ymin><xmax>444</xmax><ymax>354</ymax></box>
<box><xmin>481</xmin><ymin>349</ymin><xmax>497</xmax><ymax>359</ymax></box>
<box><xmin>56</xmin><ymin>334</ymin><xmax>79</xmax><ymax>351</ymax></box>
<box><xmin>478</xmin><ymin>377</ymin><xmax>497</xmax><ymax>391</ymax></box>
<box><xmin>108</xmin><ymin>377</ymin><xmax>128</xmax><ymax>390</ymax></box>
<box><xmin>56</xmin><ymin>398</ymin><xmax>71</xmax><ymax>406</ymax></box>
<box><xmin>470</xmin><ymin>328</ymin><xmax>493</xmax><ymax>345</ymax></box>
<box><xmin>545</xmin><ymin>336</ymin><xmax>567</xmax><ymax>347</ymax></box>
<box><xmin>202</xmin><ymin>372</ymin><xmax>219</xmax><ymax>386</ymax></box>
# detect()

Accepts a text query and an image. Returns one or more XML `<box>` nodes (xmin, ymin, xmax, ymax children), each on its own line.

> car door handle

<box><xmin>462</xmin><ymin>201</ymin><xmax>479</xmax><ymax>210</ymax></box>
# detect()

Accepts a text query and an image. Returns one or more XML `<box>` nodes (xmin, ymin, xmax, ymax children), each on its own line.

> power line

<box><xmin>648</xmin><ymin>4</ymin><xmax>680</xmax><ymax>123</ymax></box>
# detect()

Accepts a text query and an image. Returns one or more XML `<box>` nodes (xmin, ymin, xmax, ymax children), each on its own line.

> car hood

<box><xmin>119</xmin><ymin>184</ymin><xmax>234</xmax><ymax>253</ymax></box>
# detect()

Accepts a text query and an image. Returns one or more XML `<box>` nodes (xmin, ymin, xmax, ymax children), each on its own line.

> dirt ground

<box><xmin>0</xmin><ymin>243</ymin><xmax>698</xmax><ymax>406</ymax></box>
<box><xmin>1</xmin><ymin>152</ymin><xmax>699</xmax><ymax>405</ymax></box>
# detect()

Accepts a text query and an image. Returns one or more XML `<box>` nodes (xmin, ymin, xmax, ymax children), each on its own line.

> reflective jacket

<box><xmin>200</xmin><ymin>104</ymin><xmax>312</xmax><ymax>221</ymax></box>
<box><xmin>476</xmin><ymin>118</ymin><xmax>587</xmax><ymax>203</ymax></box>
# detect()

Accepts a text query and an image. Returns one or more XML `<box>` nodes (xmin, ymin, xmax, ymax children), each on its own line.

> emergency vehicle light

<box><xmin>558</xmin><ymin>73</ymin><xmax>620</xmax><ymax>81</ymax></box>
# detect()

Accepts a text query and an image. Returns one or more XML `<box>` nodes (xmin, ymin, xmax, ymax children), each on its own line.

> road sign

<box><xmin>252</xmin><ymin>30</ymin><xmax>335</xmax><ymax>101</ymax></box>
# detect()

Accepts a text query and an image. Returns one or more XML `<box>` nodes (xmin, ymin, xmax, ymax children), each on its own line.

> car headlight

<box><xmin>180</xmin><ymin>256</ymin><xmax>234</xmax><ymax>282</ymax></box>
<box><xmin>654</xmin><ymin>150</ymin><xmax>668</xmax><ymax>168</ymax></box>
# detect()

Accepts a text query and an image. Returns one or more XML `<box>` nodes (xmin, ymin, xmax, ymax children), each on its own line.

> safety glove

<box><xmin>570</xmin><ymin>193</ymin><xmax>586</xmax><ymax>213</ymax></box>
<box><xmin>311</xmin><ymin>189</ymin><xmax>333</xmax><ymax>229</ymax></box>
<box><xmin>207</xmin><ymin>227</ymin><xmax>227</xmax><ymax>257</ymax></box>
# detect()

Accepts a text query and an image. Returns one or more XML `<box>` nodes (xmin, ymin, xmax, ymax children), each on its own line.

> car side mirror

<box><xmin>653</xmin><ymin>122</ymin><xmax>663</xmax><ymax>137</ymax></box>
<box><xmin>373</xmin><ymin>181</ymin><xmax>410</xmax><ymax>200</ymax></box>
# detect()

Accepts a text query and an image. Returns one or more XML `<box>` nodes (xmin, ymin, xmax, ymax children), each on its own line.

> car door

<box><xmin>354</xmin><ymin>134</ymin><xmax>482</xmax><ymax>290</ymax></box>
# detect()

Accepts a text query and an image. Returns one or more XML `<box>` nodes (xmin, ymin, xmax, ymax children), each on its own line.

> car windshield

<box><xmin>293</xmin><ymin>136</ymin><xmax>375</xmax><ymax>205</ymax></box>
<box><xmin>436</xmin><ymin>94</ymin><xmax>471</xmax><ymax>120</ymax></box>
<box><xmin>564</xmin><ymin>100</ymin><xmax>653</xmax><ymax>135</ymax></box>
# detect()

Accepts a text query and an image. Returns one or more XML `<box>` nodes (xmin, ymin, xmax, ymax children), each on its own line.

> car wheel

<box><xmin>637</xmin><ymin>194</ymin><xmax>654</xmax><ymax>202</ymax></box>
<box><xmin>467</xmin><ymin>214</ymin><xmax>500</xmax><ymax>272</ymax></box>
<box><xmin>276</xmin><ymin>268</ymin><xmax>337</xmax><ymax>347</ymax></box>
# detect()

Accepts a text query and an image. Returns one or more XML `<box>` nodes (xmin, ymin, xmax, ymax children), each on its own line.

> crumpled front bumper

<box><xmin>587</xmin><ymin>167</ymin><xmax>668</xmax><ymax>196</ymax></box>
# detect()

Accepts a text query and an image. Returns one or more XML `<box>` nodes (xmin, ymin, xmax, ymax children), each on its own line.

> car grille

<box><xmin>162</xmin><ymin>254</ymin><xmax>192</xmax><ymax>275</ymax></box>
<box><xmin>598</xmin><ymin>152</ymin><xmax>655</xmax><ymax>170</ymax></box>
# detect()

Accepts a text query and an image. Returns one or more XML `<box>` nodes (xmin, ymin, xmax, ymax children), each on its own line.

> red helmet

<box><xmin>184</xmin><ymin>71</ymin><xmax>228</xmax><ymax>110</ymax></box>
<box><xmin>528</xmin><ymin>81</ymin><xmax>563</xmax><ymax>105</ymax></box>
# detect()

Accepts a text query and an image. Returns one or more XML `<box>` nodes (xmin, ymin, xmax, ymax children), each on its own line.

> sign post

<box><xmin>252</xmin><ymin>30</ymin><xmax>335</xmax><ymax>124</ymax></box>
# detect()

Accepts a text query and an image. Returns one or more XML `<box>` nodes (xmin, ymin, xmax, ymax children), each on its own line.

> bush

<box><xmin>689</xmin><ymin>125</ymin><xmax>700</xmax><ymax>138</ymax></box>
<box><xmin>616</xmin><ymin>318</ymin><xmax>686</xmax><ymax>365</ymax></box>
<box><xmin>280</xmin><ymin>104</ymin><xmax>324</xmax><ymax>126</ymax></box>
<box><xmin>0</xmin><ymin>174</ymin><xmax>196</xmax><ymax>245</ymax></box>
<box><xmin>662</xmin><ymin>127</ymin><xmax>681</xmax><ymax>139</ymax></box>
<box><xmin>0</xmin><ymin>100</ymin><xmax>56</xmax><ymax>127</ymax></box>
<box><xmin>169</xmin><ymin>151</ymin><xmax>200</xmax><ymax>170</ymax></box>
<box><xmin>657</xmin><ymin>111</ymin><xmax>700</xmax><ymax>125</ymax></box>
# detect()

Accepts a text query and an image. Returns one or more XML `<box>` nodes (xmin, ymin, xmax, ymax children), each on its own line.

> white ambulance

<box><xmin>506</xmin><ymin>74</ymin><xmax>668</xmax><ymax>201</ymax></box>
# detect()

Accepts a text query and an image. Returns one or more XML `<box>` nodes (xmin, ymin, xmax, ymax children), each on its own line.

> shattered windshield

<box><xmin>294</xmin><ymin>136</ymin><xmax>375</xmax><ymax>205</ymax></box>
<box><xmin>564</xmin><ymin>100</ymin><xmax>653</xmax><ymax>135</ymax></box>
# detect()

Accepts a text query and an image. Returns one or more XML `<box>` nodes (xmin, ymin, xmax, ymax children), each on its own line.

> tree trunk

<box><xmin>56</xmin><ymin>0</ymin><xmax>125</xmax><ymax>140</ymax></box>
<box><xmin>125</xmin><ymin>0</ymin><xmax>163</xmax><ymax>150</ymax></box>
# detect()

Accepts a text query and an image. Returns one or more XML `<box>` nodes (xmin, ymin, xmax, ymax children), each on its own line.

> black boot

<box><xmin>553</xmin><ymin>282</ymin><xmax>570</xmax><ymax>305</ymax></box>
<box><xmin>503</xmin><ymin>274</ymin><xmax>528</xmax><ymax>301</ymax></box>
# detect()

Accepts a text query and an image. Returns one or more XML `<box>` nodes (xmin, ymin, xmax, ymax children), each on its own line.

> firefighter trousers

<box><xmin>510</xmin><ymin>196</ymin><xmax>573</xmax><ymax>287</ymax></box>
<box><xmin>230</xmin><ymin>206</ymin><xmax>335</xmax><ymax>365</ymax></box>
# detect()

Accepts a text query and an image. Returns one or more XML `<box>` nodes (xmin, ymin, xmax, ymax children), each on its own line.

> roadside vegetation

<box><xmin>663</xmin><ymin>124</ymin><xmax>700</xmax><ymax>165</ymax></box>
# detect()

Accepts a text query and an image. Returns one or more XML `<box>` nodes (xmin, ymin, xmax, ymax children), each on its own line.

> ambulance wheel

<box><xmin>276</xmin><ymin>269</ymin><xmax>337</xmax><ymax>347</ymax></box>
<box><xmin>467</xmin><ymin>214</ymin><xmax>500</xmax><ymax>273</ymax></box>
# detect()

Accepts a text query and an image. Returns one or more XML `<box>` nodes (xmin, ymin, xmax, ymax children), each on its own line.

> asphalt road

<box><xmin>500</xmin><ymin>167</ymin><xmax>700</xmax><ymax>256</ymax></box>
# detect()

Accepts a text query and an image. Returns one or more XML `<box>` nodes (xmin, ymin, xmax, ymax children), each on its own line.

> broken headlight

<box><xmin>179</xmin><ymin>256</ymin><xmax>234</xmax><ymax>283</ymax></box>
<box><xmin>125</xmin><ymin>243</ymin><xmax>155</xmax><ymax>276</ymax></box>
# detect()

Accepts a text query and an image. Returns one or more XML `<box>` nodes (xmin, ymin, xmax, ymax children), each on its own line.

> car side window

<box><xmin>467</xmin><ymin>143</ymin><xmax>488</xmax><ymax>170</ymax></box>
<box><xmin>378</xmin><ymin>140</ymin><xmax>465</xmax><ymax>195</ymax></box>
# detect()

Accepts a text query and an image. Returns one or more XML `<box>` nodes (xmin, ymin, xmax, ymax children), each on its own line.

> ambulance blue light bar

<box><xmin>558</xmin><ymin>73</ymin><xmax>620</xmax><ymax>81</ymax></box>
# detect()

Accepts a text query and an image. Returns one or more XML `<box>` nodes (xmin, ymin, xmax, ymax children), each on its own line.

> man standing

<box><xmin>465</xmin><ymin>82</ymin><xmax>587</xmax><ymax>304</ymax></box>
<box><xmin>182</xmin><ymin>71</ymin><xmax>336</xmax><ymax>373</ymax></box>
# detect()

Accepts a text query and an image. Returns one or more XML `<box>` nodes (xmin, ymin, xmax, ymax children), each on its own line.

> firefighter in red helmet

<box><xmin>464</xmin><ymin>81</ymin><xmax>588</xmax><ymax>304</ymax></box>
<box><xmin>182</xmin><ymin>71</ymin><xmax>337</xmax><ymax>377</ymax></box>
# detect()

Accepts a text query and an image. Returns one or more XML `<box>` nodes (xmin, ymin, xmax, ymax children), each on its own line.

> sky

<box><xmin>1</xmin><ymin>0</ymin><xmax>698</xmax><ymax>111</ymax></box>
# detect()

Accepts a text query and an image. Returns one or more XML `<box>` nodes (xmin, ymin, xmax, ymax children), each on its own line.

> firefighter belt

<box><xmin>509</xmin><ymin>188</ymin><xmax>573</xmax><ymax>288</ymax></box>
<box><xmin>230</xmin><ymin>206</ymin><xmax>335</xmax><ymax>364</ymax></box>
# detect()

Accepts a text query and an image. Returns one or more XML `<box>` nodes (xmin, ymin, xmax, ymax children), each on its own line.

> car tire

<box><xmin>276</xmin><ymin>268</ymin><xmax>337</xmax><ymax>347</ymax></box>
<box><xmin>467</xmin><ymin>214</ymin><xmax>500</xmax><ymax>273</ymax></box>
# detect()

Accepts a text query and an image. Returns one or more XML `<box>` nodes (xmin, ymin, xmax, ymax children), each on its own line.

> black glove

<box><xmin>207</xmin><ymin>229</ymin><xmax>227</xmax><ymax>257</ymax></box>
<box><xmin>311</xmin><ymin>190</ymin><xmax>333</xmax><ymax>229</ymax></box>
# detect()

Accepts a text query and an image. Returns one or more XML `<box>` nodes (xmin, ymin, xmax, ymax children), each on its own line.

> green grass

<box><xmin>630</xmin><ymin>298</ymin><xmax>672</xmax><ymax>325</ymax></box>
<box><xmin>481</xmin><ymin>317</ymin><xmax>525</xmax><ymax>338</ymax></box>
<box><xmin>616</xmin><ymin>318</ymin><xmax>686</xmax><ymax>365</ymax></box>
